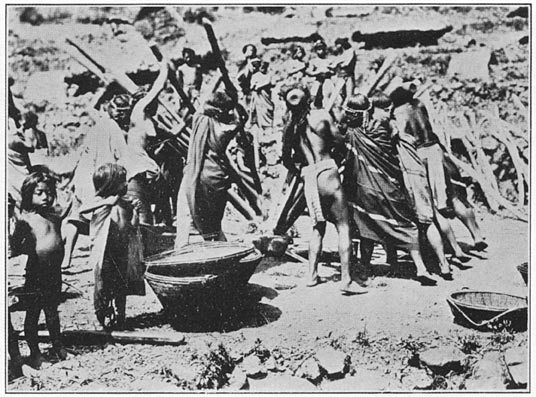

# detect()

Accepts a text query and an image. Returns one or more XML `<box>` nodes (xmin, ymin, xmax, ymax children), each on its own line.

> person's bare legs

<box><xmin>307</xmin><ymin>222</ymin><xmax>325</xmax><ymax>287</ymax></box>
<box><xmin>435</xmin><ymin>210</ymin><xmax>471</xmax><ymax>264</ymax></box>
<box><xmin>425</xmin><ymin>223</ymin><xmax>453</xmax><ymax>280</ymax></box>
<box><xmin>44</xmin><ymin>304</ymin><xmax>67</xmax><ymax>360</ymax></box>
<box><xmin>115</xmin><ymin>295</ymin><xmax>127</xmax><ymax>329</ymax></box>
<box><xmin>385</xmin><ymin>243</ymin><xmax>398</xmax><ymax>266</ymax></box>
<box><xmin>253</xmin><ymin>125</ymin><xmax>261</xmax><ymax>171</ymax></box>
<box><xmin>359</xmin><ymin>238</ymin><xmax>375</xmax><ymax>278</ymax></box>
<box><xmin>323</xmin><ymin>174</ymin><xmax>367</xmax><ymax>295</ymax></box>
<box><xmin>452</xmin><ymin>197</ymin><xmax>486</xmax><ymax>250</ymax></box>
<box><xmin>24</xmin><ymin>305</ymin><xmax>44</xmax><ymax>368</ymax></box>
<box><xmin>61</xmin><ymin>223</ymin><xmax>79</xmax><ymax>269</ymax></box>
<box><xmin>409</xmin><ymin>248</ymin><xmax>437</xmax><ymax>285</ymax></box>
<box><xmin>8</xmin><ymin>312</ymin><xmax>23</xmax><ymax>378</ymax></box>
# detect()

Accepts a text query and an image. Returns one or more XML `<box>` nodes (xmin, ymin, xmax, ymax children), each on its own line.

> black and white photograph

<box><xmin>5</xmin><ymin>4</ymin><xmax>530</xmax><ymax>392</ymax></box>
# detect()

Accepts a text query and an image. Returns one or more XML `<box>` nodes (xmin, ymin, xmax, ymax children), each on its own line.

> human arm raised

<box><xmin>130</xmin><ymin>58</ymin><xmax>169</xmax><ymax>121</ymax></box>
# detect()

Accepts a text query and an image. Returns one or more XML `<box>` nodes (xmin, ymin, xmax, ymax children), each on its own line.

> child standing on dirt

<box><xmin>80</xmin><ymin>163</ymin><xmax>145</xmax><ymax>330</ymax></box>
<box><xmin>10</xmin><ymin>172</ymin><xmax>67</xmax><ymax>368</ymax></box>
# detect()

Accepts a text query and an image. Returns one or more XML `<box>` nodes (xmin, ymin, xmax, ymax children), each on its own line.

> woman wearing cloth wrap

<box><xmin>176</xmin><ymin>91</ymin><xmax>245</xmax><ymax>245</ymax></box>
<box><xmin>341</xmin><ymin>94</ymin><xmax>437</xmax><ymax>286</ymax></box>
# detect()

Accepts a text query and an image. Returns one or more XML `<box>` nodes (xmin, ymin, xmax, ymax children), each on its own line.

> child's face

<box><xmin>32</xmin><ymin>182</ymin><xmax>53</xmax><ymax>209</ymax></box>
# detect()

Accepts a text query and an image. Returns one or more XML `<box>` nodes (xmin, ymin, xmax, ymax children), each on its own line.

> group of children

<box><xmin>9</xmin><ymin>162</ymin><xmax>144</xmax><ymax>369</ymax></box>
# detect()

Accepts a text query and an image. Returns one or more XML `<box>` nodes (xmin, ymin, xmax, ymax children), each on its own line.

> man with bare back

<box><xmin>282</xmin><ymin>86</ymin><xmax>366</xmax><ymax>295</ymax></box>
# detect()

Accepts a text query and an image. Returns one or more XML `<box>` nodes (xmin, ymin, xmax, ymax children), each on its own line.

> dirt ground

<box><xmin>8</xmin><ymin>206</ymin><xmax>528</xmax><ymax>391</ymax></box>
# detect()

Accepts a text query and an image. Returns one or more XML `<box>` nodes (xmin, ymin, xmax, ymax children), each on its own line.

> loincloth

<box><xmin>301</xmin><ymin>159</ymin><xmax>338</xmax><ymax>225</ymax></box>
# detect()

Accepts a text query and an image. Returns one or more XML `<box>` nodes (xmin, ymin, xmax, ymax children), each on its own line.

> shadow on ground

<box><xmin>125</xmin><ymin>283</ymin><xmax>282</xmax><ymax>333</ymax></box>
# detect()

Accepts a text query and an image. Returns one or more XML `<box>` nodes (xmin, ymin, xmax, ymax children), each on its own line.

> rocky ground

<box><xmin>7</xmin><ymin>5</ymin><xmax>529</xmax><ymax>392</ymax></box>
<box><xmin>8</xmin><ymin>210</ymin><xmax>529</xmax><ymax>391</ymax></box>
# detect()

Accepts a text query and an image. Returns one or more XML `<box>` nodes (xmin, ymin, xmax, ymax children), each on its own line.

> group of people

<box><xmin>7</xmin><ymin>35</ymin><xmax>487</xmax><ymax>372</ymax></box>
<box><xmin>279</xmin><ymin>81</ymin><xmax>487</xmax><ymax>294</ymax></box>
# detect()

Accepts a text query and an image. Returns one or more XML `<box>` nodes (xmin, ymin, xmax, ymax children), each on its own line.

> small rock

<box><xmin>226</xmin><ymin>367</ymin><xmax>248</xmax><ymax>390</ymax></box>
<box><xmin>243</xmin><ymin>355</ymin><xmax>266</xmax><ymax>379</ymax></box>
<box><xmin>504</xmin><ymin>346</ymin><xmax>528</xmax><ymax>388</ymax></box>
<box><xmin>315</xmin><ymin>347</ymin><xmax>348</xmax><ymax>378</ymax></box>
<box><xmin>248</xmin><ymin>374</ymin><xmax>317</xmax><ymax>391</ymax></box>
<box><xmin>264</xmin><ymin>356</ymin><xmax>278</xmax><ymax>372</ymax></box>
<box><xmin>419</xmin><ymin>346</ymin><xmax>466</xmax><ymax>374</ymax></box>
<box><xmin>168</xmin><ymin>363</ymin><xmax>197</xmax><ymax>384</ymax></box>
<box><xmin>295</xmin><ymin>357</ymin><xmax>322</xmax><ymax>382</ymax></box>
<box><xmin>274</xmin><ymin>282</ymin><xmax>297</xmax><ymax>291</ymax></box>
<box><xmin>21</xmin><ymin>364</ymin><xmax>40</xmax><ymax>378</ymax></box>
<box><xmin>323</xmin><ymin>370</ymin><xmax>392</xmax><ymax>391</ymax></box>
<box><xmin>400</xmin><ymin>368</ymin><xmax>433</xmax><ymax>390</ymax></box>
<box><xmin>464</xmin><ymin>351</ymin><xmax>508</xmax><ymax>391</ymax></box>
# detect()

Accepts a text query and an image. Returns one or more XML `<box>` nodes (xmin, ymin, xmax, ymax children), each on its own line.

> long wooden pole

<box><xmin>202</xmin><ymin>18</ymin><xmax>238</xmax><ymax>99</ymax></box>
<box><xmin>20</xmin><ymin>329</ymin><xmax>186</xmax><ymax>346</ymax></box>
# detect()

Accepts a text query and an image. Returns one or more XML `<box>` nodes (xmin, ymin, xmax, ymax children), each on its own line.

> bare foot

<box><xmin>340</xmin><ymin>281</ymin><xmax>368</xmax><ymax>295</ymax></box>
<box><xmin>439</xmin><ymin>272</ymin><xmax>454</xmax><ymax>281</ymax></box>
<box><xmin>306</xmin><ymin>276</ymin><xmax>325</xmax><ymax>287</ymax></box>
<box><xmin>474</xmin><ymin>241</ymin><xmax>488</xmax><ymax>252</ymax></box>
<box><xmin>450</xmin><ymin>256</ymin><xmax>472</xmax><ymax>270</ymax></box>
<box><xmin>415</xmin><ymin>273</ymin><xmax>438</xmax><ymax>286</ymax></box>
<box><xmin>452</xmin><ymin>254</ymin><xmax>471</xmax><ymax>263</ymax></box>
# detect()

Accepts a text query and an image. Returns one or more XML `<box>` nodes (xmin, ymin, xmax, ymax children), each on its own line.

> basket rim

<box><xmin>145</xmin><ymin>271</ymin><xmax>218</xmax><ymax>283</ymax></box>
<box><xmin>239</xmin><ymin>249</ymin><xmax>263</xmax><ymax>263</ymax></box>
<box><xmin>448</xmin><ymin>290</ymin><xmax>527</xmax><ymax>312</ymax></box>
<box><xmin>144</xmin><ymin>241</ymin><xmax>254</xmax><ymax>267</ymax></box>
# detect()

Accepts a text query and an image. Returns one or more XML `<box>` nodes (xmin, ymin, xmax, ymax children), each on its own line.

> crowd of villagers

<box><xmin>7</xmin><ymin>36</ymin><xmax>487</xmax><ymax>372</ymax></box>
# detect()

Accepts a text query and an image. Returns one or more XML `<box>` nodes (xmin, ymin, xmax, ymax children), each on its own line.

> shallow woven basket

<box><xmin>145</xmin><ymin>241</ymin><xmax>254</xmax><ymax>277</ymax></box>
<box><xmin>517</xmin><ymin>262</ymin><xmax>528</xmax><ymax>285</ymax></box>
<box><xmin>447</xmin><ymin>290</ymin><xmax>527</xmax><ymax>331</ymax></box>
